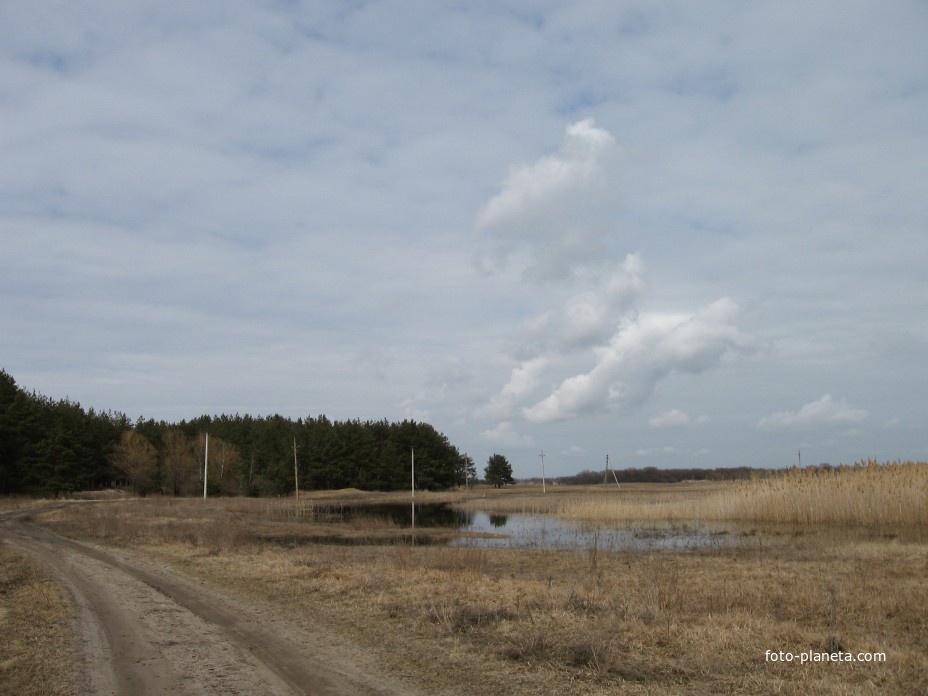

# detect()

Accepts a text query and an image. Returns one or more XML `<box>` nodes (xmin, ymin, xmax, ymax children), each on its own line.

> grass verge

<box><xmin>0</xmin><ymin>545</ymin><xmax>81</xmax><ymax>696</ymax></box>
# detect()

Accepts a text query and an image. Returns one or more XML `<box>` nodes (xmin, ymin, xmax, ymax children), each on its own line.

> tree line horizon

<box><xmin>3</xmin><ymin>369</ymin><xmax>774</xmax><ymax>497</ymax></box>
<box><xmin>1</xmin><ymin>369</ymin><xmax>483</xmax><ymax>496</ymax></box>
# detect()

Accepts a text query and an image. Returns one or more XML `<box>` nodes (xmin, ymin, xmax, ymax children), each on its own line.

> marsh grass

<box><xmin>703</xmin><ymin>460</ymin><xmax>928</xmax><ymax>528</ymax></box>
<box><xmin>550</xmin><ymin>461</ymin><xmax>928</xmax><ymax>534</ymax></box>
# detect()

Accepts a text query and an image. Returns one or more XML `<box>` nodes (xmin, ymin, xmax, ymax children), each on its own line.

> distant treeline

<box><xmin>556</xmin><ymin>466</ymin><xmax>763</xmax><ymax>485</ymax></box>
<box><xmin>0</xmin><ymin>370</ymin><xmax>467</xmax><ymax>496</ymax></box>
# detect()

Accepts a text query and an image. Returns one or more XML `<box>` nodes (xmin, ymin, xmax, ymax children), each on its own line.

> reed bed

<box><xmin>452</xmin><ymin>494</ymin><xmax>560</xmax><ymax>515</ymax></box>
<box><xmin>558</xmin><ymin>461</ymin><xmax>928</xmax><ymax>530</ymax></box>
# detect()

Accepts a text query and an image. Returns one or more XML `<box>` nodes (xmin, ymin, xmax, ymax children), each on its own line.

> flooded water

<box><xmin>310</xmin><ymin>502</ymin><xmax>471</xmax><ymax>528</ymax></box>
<box><xmin>451</xmin><ymin>511</ymin><xmax>733</xmax><ymax>551</ymax></box>
<box><xmin>317</xmin><ymin>503</ymin><xmax>734</xmax><ymax>551</ymax></box>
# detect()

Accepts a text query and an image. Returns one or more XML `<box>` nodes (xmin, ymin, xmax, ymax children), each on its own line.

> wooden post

<box><xmin>411</xmin><ymin>447</ymin><xmax>416</xmax><ymax>535</ymax></box>
<box><xmin>203</xmin><ymin>433</ymin><xmax>209</xmax><ymax>500</ymax></box>
<box><xmin>539</xmin><ymin>450</ymin><xmax>546</xmax><ymax>494</ymax></box>
<box><xmin>294</xmin><ymin>437</ymin><xmax>299</xmax><ymax>501</ymax></box>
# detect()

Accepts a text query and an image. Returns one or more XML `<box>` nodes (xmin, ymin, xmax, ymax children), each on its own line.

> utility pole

<box><xmin>203</xmin><ymin>433</ymin><xmax>209</xmax><ymax>500</ymax></box>
<box><xmin>603</xmin><ymin>454</ymin><xmax>609</xmax><ymax>485</ymax></box>
<box><xmin>411</xmin><ymin>447</ymin><xmax>416</xmax><ymax>534</ymax></box>
<box><xmin>539</xmin><ymin>450</ymin><xmax>547</xmax><ymax>494</ymax></box>
<box><xmin>293</xmin><ymin>437</ymin><xmax>299</xmax><ymax>501</ymax></box>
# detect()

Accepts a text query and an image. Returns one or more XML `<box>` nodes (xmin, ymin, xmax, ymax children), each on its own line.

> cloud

<box><xmin>469</xmin><ymin>114</ymin><xmax>754</xmax><ymax>429</ymax></box>
<box><xmin>475</xmin><ymin>357</ymin><xmax>548</xmax><ymax>419</ymax></box>
<box><xmin>649</xmin><ymin>410</ymin><xmax>709</xmax><ymax>428</ymax></box>
<box><xmin>524</xmin><ymin>298</ymin><xmax>753</xmax><ymax>422</ymax></box>
<box><xmin>480</xmin><ymin>421</ymin><xmax>536</xmax><ymax>449</ymax></box>
<box><xmin>479</xmin><ymin>253</ymin><xmax>648</xmax><ymax>421</ymax></box>
<box><xmin>649</xmin><ymin>409</ymin><xmax>690</xmax><ymax>428</ymax></box>
<box><xmin>474</xmin><ymin>118</ymin><xmax>623</xmax><ymax>280</ymax></box>
<box><xmin>758</xmin><ymin>394</ymin><xmax>868</xmax><ymax>431</ymax></box>
<box><xmin>518</xmin><ymin>254</ymin><xmax>646</xmax><ymax>354</ymax></box>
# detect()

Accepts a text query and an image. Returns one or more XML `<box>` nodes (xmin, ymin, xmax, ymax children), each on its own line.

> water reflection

<box><xmin>488</xmin><ymin>514</ymin><xmax>509</xmax><ymax>528</ymax></box>
<box><xmin>320</xmin><ymin>503</ymin><xmax>732</xmax><ymax>551</ymax></box>
<box><xmin>314</xmin><ymin>502</ymin><xmax>473</xmax><ymax>528</ymax></box>
<box><xmin>452</xmin><ymin>511</ymin><xmax>732</xmax><ymax>551</ymax></box>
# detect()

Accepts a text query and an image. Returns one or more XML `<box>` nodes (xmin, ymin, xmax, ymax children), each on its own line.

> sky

<box><xmin>2</xmin><ymin>1</ymin><xmax>926</xmax><ymax>479</ymax></box>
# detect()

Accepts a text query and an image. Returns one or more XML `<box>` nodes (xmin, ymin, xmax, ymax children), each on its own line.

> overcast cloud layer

<box><xmin>2</xmin><ymin>1</ymin><xmax>926</xmax><ymax>478</ymax></box>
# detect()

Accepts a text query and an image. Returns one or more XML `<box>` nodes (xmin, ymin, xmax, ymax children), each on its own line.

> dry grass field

<box><xmin>8</xmin><ymin>461</ymin><xmax>928</xmax><ymax>694</ymax></box>
<box><xmin>0</xmin><ymin>545</ymin><xmax>82</xmax><ymax>696</ymax></box>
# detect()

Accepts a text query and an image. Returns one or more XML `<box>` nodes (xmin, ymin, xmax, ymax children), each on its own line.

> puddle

<box><xmin>306</xmin><ymin>502</ymin><xmax>473</xmax><ymax>528</ymax></box>
<box><xmin>306</xmin><ymin>503</ymin><xmax>735</xmax><ymax>551</ymax></box>
<box><xmin>451</xmin><ymin>512</ymin><xmax>734</xmax><ymax>551</ymax></box>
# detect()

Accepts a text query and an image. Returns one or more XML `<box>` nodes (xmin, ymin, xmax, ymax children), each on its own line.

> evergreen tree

<box><xmin>456</xmin><ymin>453</ymin><xmax>477</xmax><ymax>487</ymax></box>
<box><xmin>484</xmin><ymin>453</ymin><xmax>514</xmax><ymax>488</ymax></box>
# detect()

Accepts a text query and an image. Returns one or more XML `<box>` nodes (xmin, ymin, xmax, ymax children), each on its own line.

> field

<box><xmin>6</xmin><ymin>462</ymin><xmax>928</xmax><ymax>694</ymax></box>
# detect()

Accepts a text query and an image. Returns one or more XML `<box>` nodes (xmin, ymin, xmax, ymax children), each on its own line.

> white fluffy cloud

<box><xmin>475</xmin><ymin>357</ymin><xmax>548</xmax><ymax>420</ymax></box>
<box><xmin>475</xmin><ymin>119</ymin><xmax>623</xmax><ymax>280</ymax></box>
<box><xmin>523</xmin><ymin>298</ymin><xmax>753</xmax><ymax>423</ymax></box>
<box><xmin>473</xmin><ymin>119</ymin><xmax>754</xmax><ymax>428</ymax></box>
<box><xmin>758</xmin><ymin>394</ymin><xmax>868</xmax><ymax>431</ymax></box>
<box><xmin>517</xmin><ymin>254</ymin><xmax>646</xmax><ymax>354</ymax></box>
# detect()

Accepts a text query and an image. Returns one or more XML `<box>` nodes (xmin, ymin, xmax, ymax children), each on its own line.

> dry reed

<box><xmin>557</xmin><ymin>461</ymin><xmax>928</xmax><ymax>531</ymax></box>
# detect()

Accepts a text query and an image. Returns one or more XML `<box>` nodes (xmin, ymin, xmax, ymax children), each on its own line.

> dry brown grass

<box><xmin>0</xmin><ymin>545</ymin><xmax>82</xmax><ymax>696</ymax></box>
<box><xmin>555</xmin><ymin>461</ymin><xmax>928</xmax><ymax>533</ymax></box>
<box><xmin>451</xmin><ymin>481</ymin><xmax>725</xmax><ymax>520</ymax></box>
<box><xmin>0</xmin><ymin>496</ymin><xmax>63</xmax><ymax>513</ymax></box>
<box><xmin>40</xmin><ymin>496</ymin><xmax>470</xmax><ymax>552</ymax></box>
<box><xmin>704</xmin><ymin>460</ymin><xmax>928</xmax><ymax>527</ymax></box>
<box><xmin>39</xmin><ymin>488</ymin><xmax>928</xmax><ymax>695</ymax></box>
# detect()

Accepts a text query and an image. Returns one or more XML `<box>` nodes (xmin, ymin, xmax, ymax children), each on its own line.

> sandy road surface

<box><xmin>0</xmin><ymin>507</ymin><xmax>417</xmax><ymax>696</ymax></box>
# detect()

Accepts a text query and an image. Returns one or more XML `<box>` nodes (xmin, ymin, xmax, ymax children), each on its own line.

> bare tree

<box><xmin>213</xmin><ymin>437</ymin><xmax>243</xmax><ymax>495</ymax></box>
<box><xmin>160</xmin><ymin>430</ymin><xmax>197</xmax><ymax>496</ymax></box>
<box><xmin>109</xmin><ymin>430</ymin><xmax>157</xmax><ymax>496</ymax></box>
<box><xmin>192</xmin><ymin>434</ymin><xmax>243</xmax><ymax>496</ymax></box>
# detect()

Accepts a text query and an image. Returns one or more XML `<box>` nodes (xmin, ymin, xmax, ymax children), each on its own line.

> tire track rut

<box><xmin>1</xmin><ymin>507</ymin><xmax>416</xmax><ymax>696</ymax></box>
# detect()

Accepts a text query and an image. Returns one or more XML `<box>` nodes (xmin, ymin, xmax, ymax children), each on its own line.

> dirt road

<box><xmin>0</xmin><ymin>507</ymin><xmax>417</xmax><ymax>696</ymax></box>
